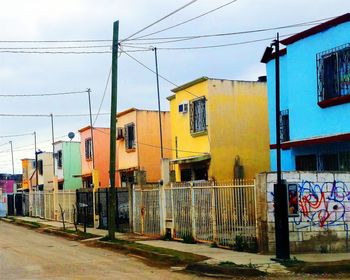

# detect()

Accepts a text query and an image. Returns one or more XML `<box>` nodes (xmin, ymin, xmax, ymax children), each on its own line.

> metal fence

<box><xmin>133</xmin><ymin>180</ymin><xmax>257</xmax><ymax>247</ymax></box>
<box><xmin>29</xmin><ymin>190</ymin><xmax>76</xmax><ymax>224</ymax></box>
<box><xmin>133</xmin><ymin>185</ymin><xmax>160</xmax><ymax>236</ymax></box>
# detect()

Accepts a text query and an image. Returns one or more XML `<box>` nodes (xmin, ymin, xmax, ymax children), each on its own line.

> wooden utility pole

<box><xmin>108</xmin><ymin>20</ymin><xmax>119</xmax><ymax>240</ymax></box>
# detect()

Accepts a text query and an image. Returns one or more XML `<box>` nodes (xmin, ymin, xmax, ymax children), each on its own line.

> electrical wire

<box><xmin>93</xmin><ymin>66</ymin><xmax>112</xmax><ymax>126</ymax></box>
<box><xmin>0</xmin><ymin>45</ymin><xmax>112</xmax><ymax>50</ymax></box>
<box><xmin>121</xmin><ymin>0</ymin><xmax>199</xmax><ymax>42</ymax></box>
<box><xmin>0</xmin><ymin>113</ymin><xmax>109</xmax><ymax>117</ymax></box>
<box><xmin>120</xmin><ymin>48</ymin><xmax>200</xmax><ymax>98</ymax></box>
<box><xmin>133</xmin><ymin>0</ymin><xmax>239</xmax><ymax>40</ymax></box>
<box><xmin>156</xmin><ymin>33</ymin><xmax>296</xmax><ymax>50</ymax></box>
<box><xmin>0</xmin><ymin>49</ymin><xmax>150</xmax><ymax>55</ymax></box>
<box><xmin>0</xmin><ymin>90</ymin><xmax>87</xmax><ymax>97</ymax></box>
<box><xmin>0</xmin><ymin>132</ymin><xmax>34</xmax><ymax>138</ymax></box>
<box><xmin>127</xmin><ymin>16</ymin><xmax>334</xmax><ymax>43</ymax></box>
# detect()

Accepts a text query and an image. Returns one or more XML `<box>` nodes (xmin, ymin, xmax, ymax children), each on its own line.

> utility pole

<box><xmin>50</xmin><ymin>113</ymin><xmax>55</xmax><ymax>176</ymax></box>
<box><xmin>34</xmin><ymin>132</ymin><xmax>38</xmax><ymax>191</ymax></box>
<box><xmin>273</xmin><ymin>33</ymin><xmax>290</xmax><ymax>261</ymax></box>
<box><xmin>154</xmin><ymin>47</ymin><xmax>164</xmax><ymax>159</ymax></box>
<box><xmin>9</xmin><ymin>141</ymin><xmax>14</xmax><ymax>174</ymax></box>
<box><xmin>87</xmin><ymin>88</ymin><xmax>95</xmax><ymax>170</ymax></box>
<box><xmin>108</xmin><ymin>20</ymin><xmax>119</xmax><ymax>240</ymax></box>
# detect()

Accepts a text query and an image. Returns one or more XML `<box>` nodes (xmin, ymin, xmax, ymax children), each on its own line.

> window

<box><xmin>317</xmin><ymin>44</ymin><xmax>350</xmax><ymax>104</ymax></box>
<box><xmin>295</xmin><ymin>155</ymin><xmax>317</xmax><ymax>171</ymax></box>
<box><xmin>280</xmin><ymin>109</ymin><xmax>290</xmax><ymax>142</ymax></box>
<box><xmin>190</xmin><ymin>97</ymin><xmax>206</xmax><ymax>134</ymax></box>
<box><xmin>85</xmin><ymin>138</ymin><xmax>93</xmax><ymax>160</ymax></box>
<box><xmin>38</xmin><ymin>160</ymin><xmax>43</xmax><ymax>175</ymax></box>
<box><xmin>124</xmin><ymin>123</ymin><xmax>135</xmax><ymax>150</ymax></box>
<box><xmin>319</xmin><ymin>153</ymin><xmax>339</xmax><ymax>171</ymax></box>
<box><xmin>57</xmin><ymin>150</ymin><xmax>63</xmax><ymax>168</ymax></box>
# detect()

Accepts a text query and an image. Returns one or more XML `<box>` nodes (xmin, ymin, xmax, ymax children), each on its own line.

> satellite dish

<box><xmin>68</xmin><ymin>132</ymin><xmax>75</xmax><ymax>140</ymax></box>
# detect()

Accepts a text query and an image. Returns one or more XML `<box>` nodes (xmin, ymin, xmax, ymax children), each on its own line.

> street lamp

<box><xmin>261</xmin><ymin>33</ymin><xmax>290</xmax><ymax>261</ymax></box>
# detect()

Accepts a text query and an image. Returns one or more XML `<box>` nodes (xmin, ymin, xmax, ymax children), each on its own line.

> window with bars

<box><xmin>57</xmin><ymin>150</ymin><xmax>63</xmax><ymax>168</ymax></box>
<box><xmin>85</xmin><ymin>138</ymin><xmax>92</xmax><ymax>160</ymax></box>
<box><xmin>190</xmin><ymin>97</ymin><xmax>206</xmax><ymax>134</ymax></box>
<box><xmin>317</xmin><ymin>44</ymin><xmax>350</xmax><ymax>103</ymax></box>
<box><xmin>280</xmin><ymin>109</ymin><xmax>290</xmax><ymax>142</ymax></box>
<box><xmin>38</xmin><ymin>160</ymin><xmax>43</xmax><ymax>175</ymax></box>
<box><xmin>124</xmin><ymin>123</ymin><xmax>135</xmax><ymax>150</ymax></box>
<box><xmin>296</xmin><ymin>151</ymin><xmax>350</xmax><ymax>171</ymax></box>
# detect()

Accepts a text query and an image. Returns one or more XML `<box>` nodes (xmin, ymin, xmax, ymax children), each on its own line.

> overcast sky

<box><xmin>0</xmin><ymin>0</ymin><xmax>349</xmax><ymax>174</ymax></box>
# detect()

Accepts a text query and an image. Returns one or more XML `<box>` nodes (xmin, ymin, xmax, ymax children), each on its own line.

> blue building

<box><xmin>264</xmin><ymin>14</ymin><xmax>350</xmax><ymax>171</ymax></box>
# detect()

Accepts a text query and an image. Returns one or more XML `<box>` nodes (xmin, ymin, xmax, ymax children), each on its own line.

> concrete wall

<box><xmin>62</xmin><ymin>142</ymin><xmax>82</xmax><ymax>190</ymax></box>
<box><xmin>208</xmin><ymin>80</ymin><xmax>270</xmax><ymax>180</ymax></box>
<box><xmin>38</xmin><ymin>152</ymin><xmax>53</xmax><ymax>190</ymax></box>
<box><xmin>257</xmin><ymin>171</ymin><xmax>350</xmax><ymax>253</ymax></box>
<box><xmin>137</xmin><ymin>110</ymin><xmax>172</xmax><ymax>183</ymax></box>
<box><xmin>267</xmin><ymin>21</ymin><xmax>350</xmax><ymax>171</ymax></box>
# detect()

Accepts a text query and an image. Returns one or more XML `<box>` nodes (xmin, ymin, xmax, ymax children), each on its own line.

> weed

<box><xmin>182</xmin><ymin>233</ymin><xmax>196</xmax><ymax>244</ymax></box>
<box><xmin>320</xmin><ymin>245</ymin><xmax>329</xmax><ymax>254</ymax></box>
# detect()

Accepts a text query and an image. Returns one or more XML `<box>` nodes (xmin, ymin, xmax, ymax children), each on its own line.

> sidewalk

<box><xmin>8</xmin><ymin>216</ymin><xmax>350</xmax><ymax>275</ymax></box>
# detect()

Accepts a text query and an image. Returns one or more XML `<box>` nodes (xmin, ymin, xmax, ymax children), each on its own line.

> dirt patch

<box><xmin>287</xmin><ymin>260</ymin><xmax>350</xmax><ymax>274</ymax></box>
<box><xmin>86</xmin><ymin>239</ymin><xmax>208</xmax><ymax>268</ymax></box>
<box><xmin>186</xmin><ymin>262</ymin><xmax>266</xmax><ymax>278</ymax></box>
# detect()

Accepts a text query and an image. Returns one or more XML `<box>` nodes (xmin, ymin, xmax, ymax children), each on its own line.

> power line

<box><xmin>120</xmin><ymin>48</ymin><xmax>200</xmax><ymax>98</ymax></box>
<box><xmin>123</xmin><ymin>17</ymin><xmax>334</xmax><ymax>44</ymax></box>
<box><xmin>0</xmin><ymin>49</ymin><xmax>150</xmax><ymax>55</ymax></box>
<box><xmin>0</xmin><ymin>113</ymin><xmax>109</xmax><ymax>117</ymax></box>
<box><xmin>0</xmin><ymin>45</ymin><xmax>111</xmax><ymax>50</ymax></box>
<box><xmin>133</xmin><ymin>0</ymin><xmax>239</xmax><ymax>40</ymax></box>
<box><xmin>0</xmin><ymin>39</ymin><xmax>112</xmax><ymax>43</ymax></box>
<box><xmin>121</xmin><ymin>0</ymin><xmax>199</xmax><ymax>42</ymax></box>
<box><xmin>0</xmin><ymin>132</ymin><xmax>34</xmax><ymax>138</ymax></box>
<box><xmin>94</xmin><ymin>66</ymin><xmax>112</xmax><ymax>126</ymax></box>
<box><xmin>0</xmin><ymin>90</ymin><xmax>87</xmax><ymax>97</ymax></box>
<box><xmin>156</xmin><ymin>33</ymin><xmax>296</xmax><ymax>50</ymax></box>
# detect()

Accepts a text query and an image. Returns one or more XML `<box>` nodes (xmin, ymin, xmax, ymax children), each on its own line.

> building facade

<box><xmin>265</xmin><ymin>14</ymin><xmax>350</xmax><ymax>172</ymax></box>
<box><xmin>79</xmin><ymin>126</ymin><xmax>116</xmax><ymax>188</ymax></box>
<box><xmin>116</xmin><ymin>108</ymin><xmax>171</xmax><ymax>186</ymax></box>
<box><xmin>36</xmin><ymin>152</ymin><xmax>53</xmax><ymax>190</ymax></box>
<box><xmin>167</xmin><ymin>77</ymin><xmax>270</xmax><ymax>182</ymax></box>
<box><xmin>21</xmin><ymin>158</ymin><xmax>36</xmax><ymax>191</ymax></box>
<box><xmin>53</xmin><ymin>141</ymin><xmax>82</xmax><ymax>190</ymax></box>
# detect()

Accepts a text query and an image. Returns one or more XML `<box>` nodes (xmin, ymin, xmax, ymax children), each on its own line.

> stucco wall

<box><xmin>62</xmin><ymin>142</ymin><xmax>82</xmax><ymax>190</ymax></box>
<box><xmin>208</xmin><ymin>80</ymin><xmax>270</xmax><ymax>180</ymax></box>
<box><xmin>257</xmin><ymin>171</ymin><xmax>350</xmax><ymax>253</ymax></box>
<box><xmin>267</xmin><ymin>22</ymin><xmax>350</xmax><ymax>171</ymax></box>
<box><xmin>137</xmin><ymin>110</ymin><xmax>172</xmax><ymax>183</ymax></box>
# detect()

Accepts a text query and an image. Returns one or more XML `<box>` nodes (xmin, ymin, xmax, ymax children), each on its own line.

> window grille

<box><xmin>57</xmin><ymin>150</ymin><xmax>63</xmax><ymax>168</ymax></box>
<box><xmin>85</xmin><ymin>138</ymin><xmax>92</xmax><ymax>160</ymax></box>
<box><xmin>280</xmin><ymin>109</ymin><xmax>290</xmax><ymax>142</ymax></box>
<box><xmin>190</xmin><ymin>97</ymin><xmax>206</xmax><ymax>134</ymax></box>
<box><xmin>317</xmin><ymin>43</ymin><xmax>350</xmax><ymax>102</ymax></box>
<box><xmin>124</xmin><ymin>123</ymin><xmax>135</xmax><ymax>150</ymax></box>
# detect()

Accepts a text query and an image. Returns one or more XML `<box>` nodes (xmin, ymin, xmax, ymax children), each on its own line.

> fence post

<box><xmin>140</xmin><ymin>186</ymin><xmax>144</xmax><ymax>235</ymax></box>
<box><xmin>128</xmin><ymin>184</ymin><xmax>133</xmax><ymax>233</ymax></box>
<box><xmin>132</xmin><ymin>185</ymin><xmax>135</xmax><ymax>233</ymax></box>
<box><xmin>211</xmin><ymin>181</ymin><xmax>218</xmax><ymax>244</ymax></box>
<box><xmin>170</xmin><ymin>183</ymin><xmax>175</xmax><ymax>238</ymax></box>
<box><xmin>190</xmin><ymin>182</ymin><xmax>196</xmax><ymax>240</ymax></box>
<box><xmin>159</xmin><ymin>184</ymin><xmax>166</xmax><ymax>236</ymax></box>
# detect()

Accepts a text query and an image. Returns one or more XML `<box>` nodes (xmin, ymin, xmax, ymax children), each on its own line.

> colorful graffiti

<box><xmin>293</xmin><ymin>181</ymin><xmax>350</xmax><ymax>236</ymax></box>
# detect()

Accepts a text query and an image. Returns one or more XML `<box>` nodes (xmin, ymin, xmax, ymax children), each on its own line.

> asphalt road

<box><xmin>0</xmin><ymin>221</ymin><xmax>204</xmax><ymax>280</ymax></box>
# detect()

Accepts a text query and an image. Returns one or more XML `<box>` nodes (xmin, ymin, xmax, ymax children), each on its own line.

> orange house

<box><xmin>116</xmin><ymin>108</ymin><xmax>171</xmax><ymax>186</ymax></box>
<box><xmin>78</xmin><ymin>126</ymin><xmax>118</xmax><ymax>188</ymax></box>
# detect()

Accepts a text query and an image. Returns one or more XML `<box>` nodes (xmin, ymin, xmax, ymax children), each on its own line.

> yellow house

<box><xmin>167</xmin><ymin>77</ymin><xmax>270</xmax><ymax>181</ymax></box>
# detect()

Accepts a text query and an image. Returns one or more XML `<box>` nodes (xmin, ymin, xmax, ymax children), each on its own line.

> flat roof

<box><xmin>281</xmin><ymin>13</ymin><xmax>350</xmax><ymax>45</ymax></box>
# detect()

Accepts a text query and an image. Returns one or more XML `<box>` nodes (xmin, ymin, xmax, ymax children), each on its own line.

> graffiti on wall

<box><xmin>293</xmin><ymin>180</ymin><xmax>350</xmax><ymax>236</ymax></box>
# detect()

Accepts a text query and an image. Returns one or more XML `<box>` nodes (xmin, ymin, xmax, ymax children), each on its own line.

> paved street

<box><xmin>0</xmin><ymin>221</ymin><xmax>204</xmax><ymax>280</ymax></box>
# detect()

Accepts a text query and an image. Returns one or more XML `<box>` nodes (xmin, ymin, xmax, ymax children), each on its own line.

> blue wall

<box><xmin>267</xmin><ymin>21</ymin><xmax>350</xmax><ymax>171</ymax></box>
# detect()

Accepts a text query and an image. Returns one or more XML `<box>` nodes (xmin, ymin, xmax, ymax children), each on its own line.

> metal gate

<box><xmin>7</xmin><ymin>194</ymin><xmax>14</xmax><ymax>216</ymax></box>
<box><xmin>96</xmin><ymin>188</ymin><xmax>130</xmax><ymax>232</ymax></box>
<box><xmin>76</xmin><ymin>189</ymin><xmax>94</xmax><ymax>227</ymax></box>
<box><xmin>15</xmin><ymin>194</ymin><xmax>23</xmax><ymax>216</ymax></box>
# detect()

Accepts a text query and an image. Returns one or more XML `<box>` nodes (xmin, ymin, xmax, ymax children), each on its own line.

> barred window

<box><xmin>124</xmin><ymin>123</ymin><xmax>135</xmax><ymax>150</ymax></box>
<box><xmin>190</xmin><ymin>97</ymin><xmax>206</xmax><ymax>134</ymax></box>
<box><xmin>317</xmin><ymin>44</ymin><xmax>350</xmax><ymax>102</ymax></box>
<box><xmin>85</xmin><ymin>138</ymin><xmax>92</xmax><ymax>160</ymax></box>
<box><xmin>280</xmin><ymin>109</ymin><xmax>290</xmax><ymax>142</ymax></box>
<box><xmin>57</xmin><ymin>150</ymin><xmax>63</xmax><ymax>168</ymax></box>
